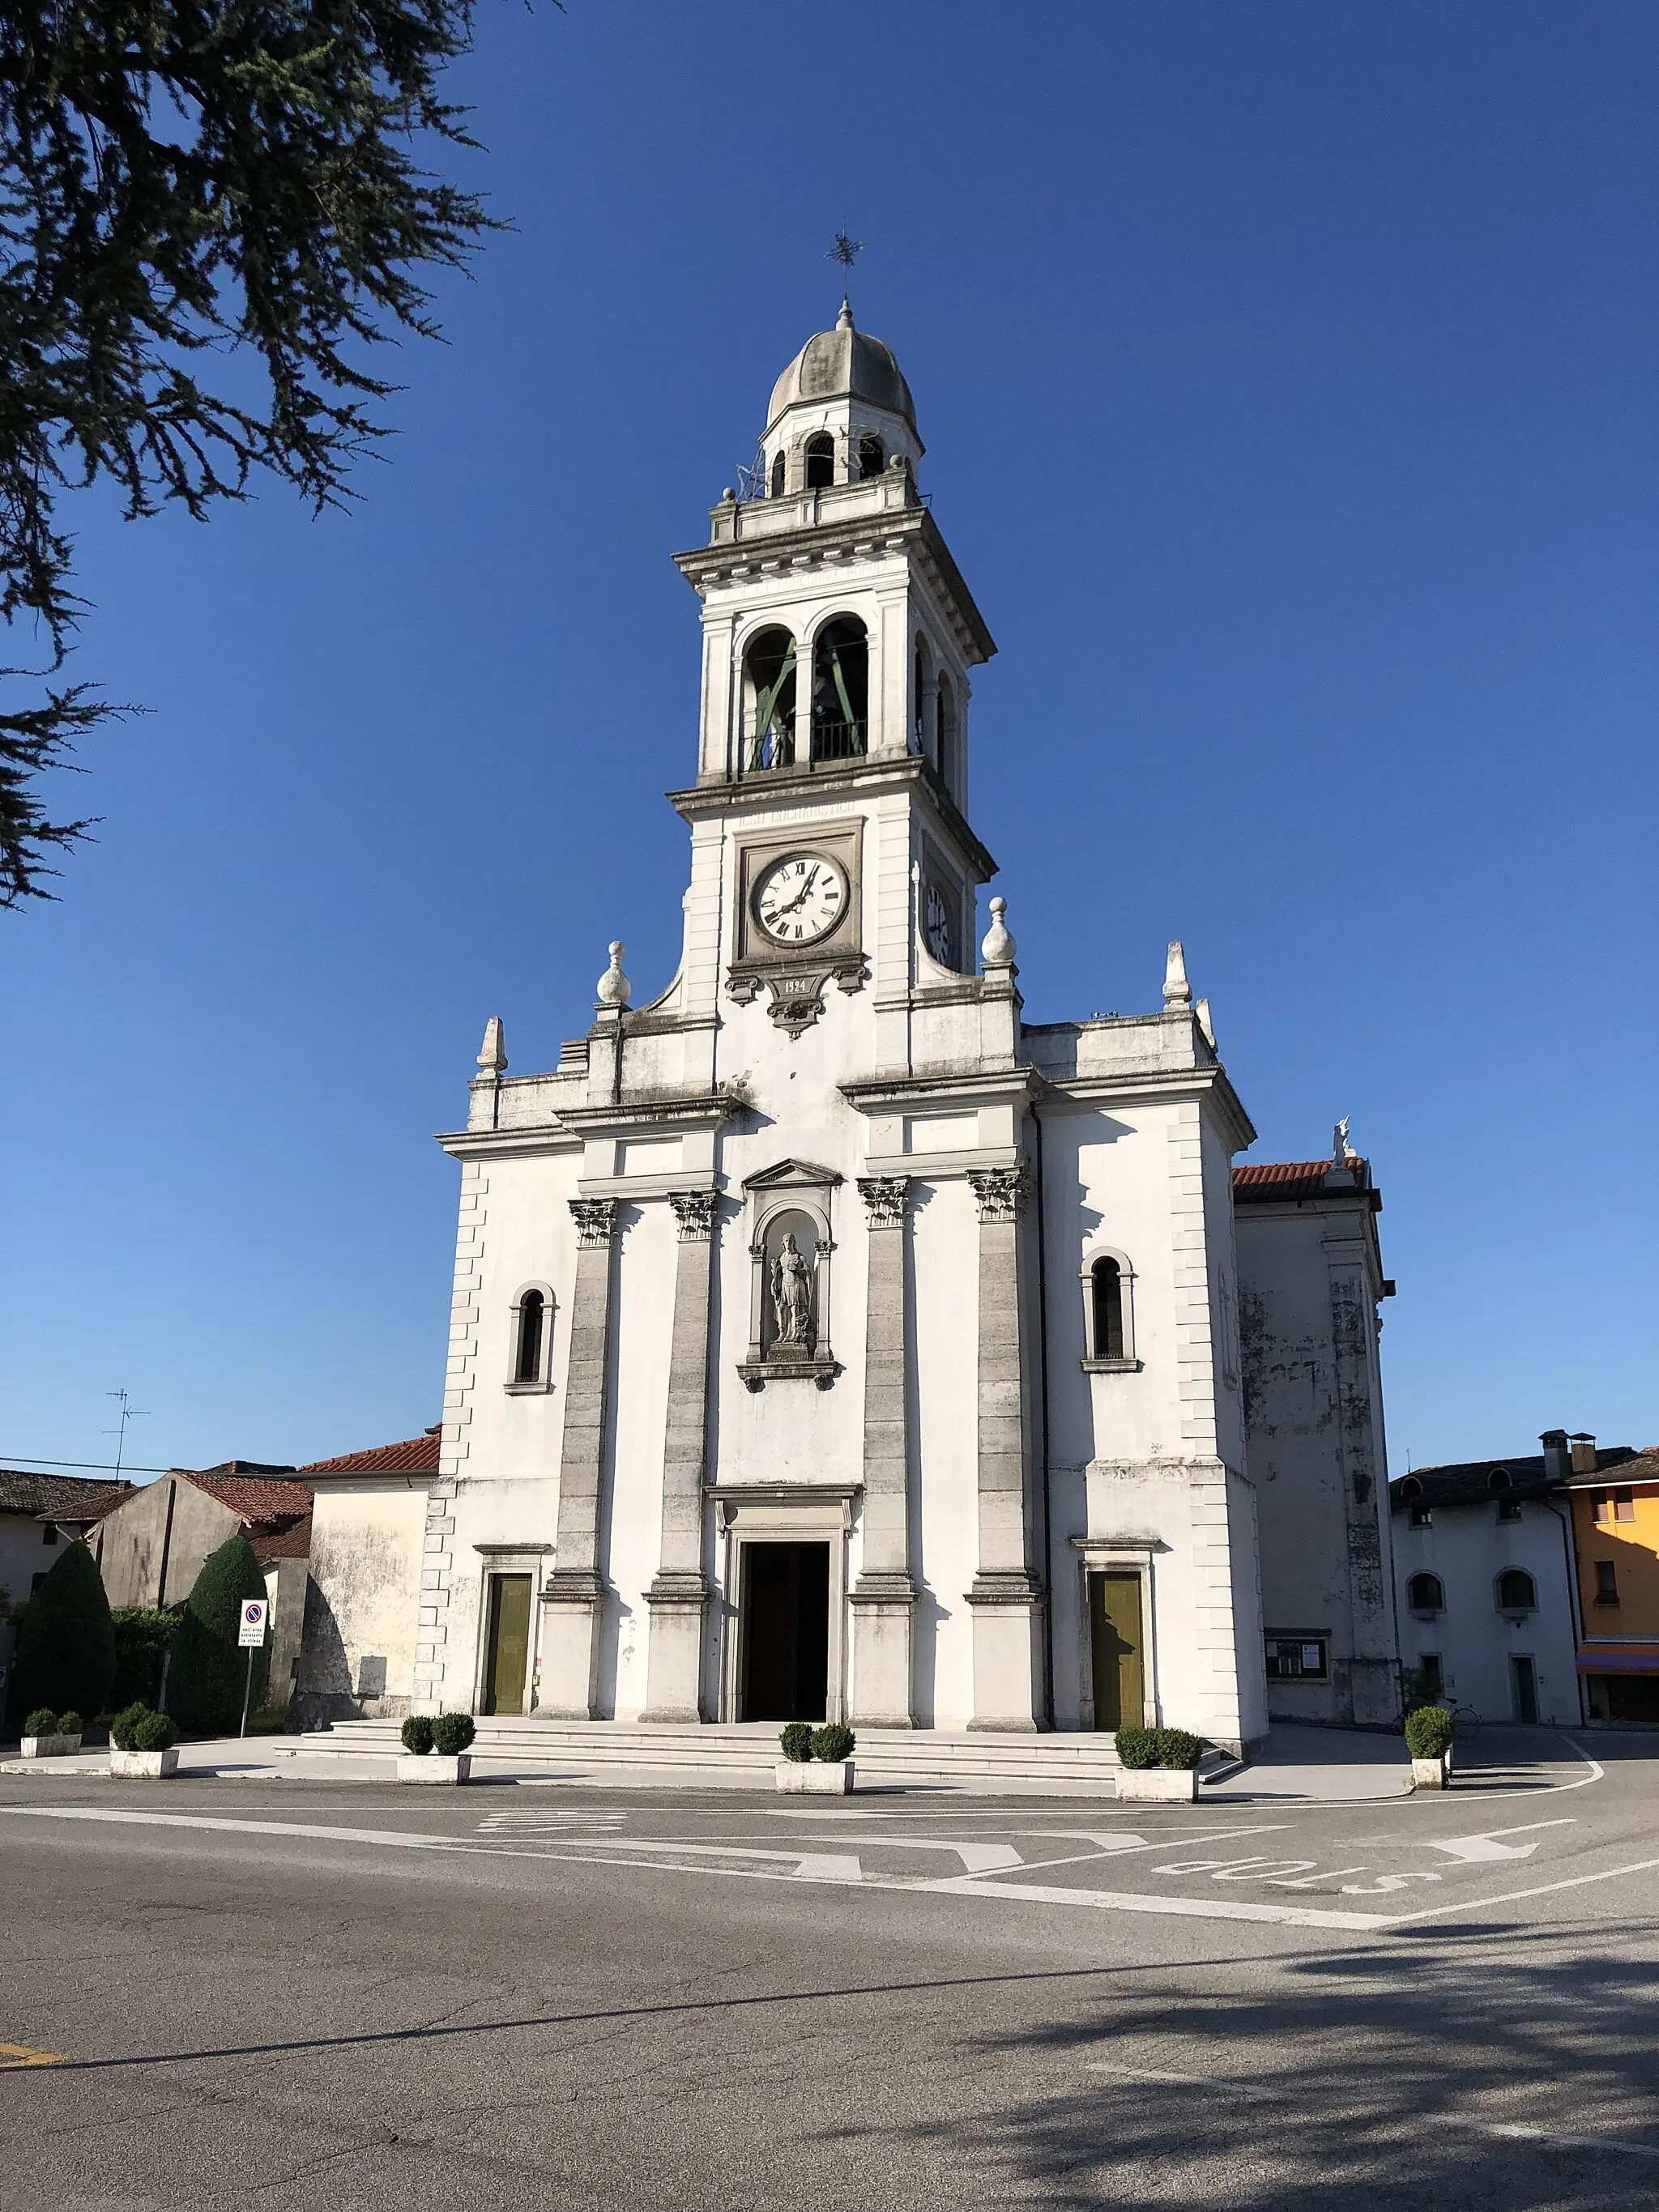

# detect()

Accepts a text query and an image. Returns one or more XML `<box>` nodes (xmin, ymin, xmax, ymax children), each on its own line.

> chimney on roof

<box><xmin>1539</xmin><ymin>1430</ymin><xmax>1571</xmax><ymax>1480</ymax></box>
<box><xmin>1569</xmin><ymin>1431</ymin><xmax>1597</xmax><ymax>1476</ymax></box>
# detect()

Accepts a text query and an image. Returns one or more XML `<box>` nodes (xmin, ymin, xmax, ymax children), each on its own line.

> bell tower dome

<box><xmin>762</xmin><ymin>300</ymin><xmax>924</xmax><ymax>497</ymax></box>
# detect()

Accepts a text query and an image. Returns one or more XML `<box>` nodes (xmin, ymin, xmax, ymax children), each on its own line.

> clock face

<box><xmin>925</xmin><ymin>882</ymin><xmax>953</xmax><ymax>965</ymax></box>
<box><xmin>754</xmin><ymin>853</ymin><xmax>847</xmax><ymax>948</ymax></box>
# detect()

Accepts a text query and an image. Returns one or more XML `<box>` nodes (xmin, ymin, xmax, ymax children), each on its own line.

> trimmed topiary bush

<box><xmin>110</xmin><ymin>1606</ymin><xmax>183</xmax><ymax>1710</ymax></box>
<box><xmin>23</xmin><ymin>1707</ymin><xmax>57</xmax><ymax>1739</ymax></box>
<box><xmin>13</xmin><ymin>1541</ymin><xmax>116</xmax><ymax>1724</ymax></box>
<box><xmin>1405</xmin><ymin>1705</ymin><xmax>1454</xmax><ymax>1761</ymax></box>
<box><xmin>1115</xmin><ymin>1726</ymin><xmax>1159</xmax><ymax>1769</ymax></box>
<box><xmin>432</xmin><ymin>1712</ymin><xmax>476</xmax><ymax>1757</ymax></box>
<box><xmin>166</xmin><ymin>1535</ymin><xmax>270</xmax><ymax>1734</ymax></box>
<box><xmin>133</xmin><ymin>1712</ymin><xmax>178</xmax><ymax>1754</ymax></box>
<box><xmin>1156</xmin><ymin>1728</ymin><xmax>1203</xmax><ymax>1771</ymax></box>
<box><xmin>810</xmin><ymin>1724</ymin><xmax>855</xmax><ymax>1763</ymax></box>
<box><xmin>401</xmin><ymin>1714</ymin><xmax>435</xmax><ymax>1755</ymax></box>
<box><xmin>109</xmin><ymin>1702</ymin><xmax>150</xmax><ymax>1752</ymax></box>
<box><xmin>56</xmin><ymin>1711</ymin><xmax>83</xmax><ymax>1737</ymax></box>
<box><xmin>779</xmin><ymin>1723</ymin><xmax>813</xmax><ymax>1763</ymax></box>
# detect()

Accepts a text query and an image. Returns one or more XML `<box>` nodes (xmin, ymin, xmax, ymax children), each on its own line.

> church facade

<box><xmin>402</xmin><ymin>312</ymin><xmax>1397</xmax><ymax>1752</ymax></box>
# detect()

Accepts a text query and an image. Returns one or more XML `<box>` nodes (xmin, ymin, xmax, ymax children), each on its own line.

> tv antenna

<box><xmin>104</xmin><ymin>1388</ymin><xmax>150</xmax><ymax>1481</ymax></box>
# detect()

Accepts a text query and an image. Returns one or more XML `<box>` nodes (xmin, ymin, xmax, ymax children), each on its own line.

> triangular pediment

<box><xmin>741</xmin><ymin>1157</ymin><xmax>843</xmax><ymax>1192</ymax></box>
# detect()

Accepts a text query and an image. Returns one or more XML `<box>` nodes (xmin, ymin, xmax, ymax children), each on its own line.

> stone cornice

<box><xmin>1038</xmin><ymin>1065</ymin><xmax>1257</xmax><ymax>1155</ymax></box>
<box><xmin>666</xmin><ymin>752</ymin><xmax>997</xmax><ymax>884</ymax></box>
<box><xmin>841</xmin><ymin>1067</ymin><xmax>1041</xmax><ymax>1115</ymax></box>
<box><xmin>673</xmin><ymin>505</ymin><xmax>996</xmax><ymax>666</ymax></box>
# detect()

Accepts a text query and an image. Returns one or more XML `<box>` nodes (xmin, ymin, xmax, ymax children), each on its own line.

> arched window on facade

<box><xmin>805</xmin><ymin>433</ymin><xmax>835</xmax><ymax>489</ymax></box>
<box><xmin>1081</xmin><ymin>1251</ymin><xmax>1135</xmax><ymax>1367</ymax></box>
<box><xmin>1496</xmin><ymin>1568</ymin><xmax>1537</xmax><ymax>1614</ymax></box>
<box><xmin>770</xmin><ymin>449</ymin><xmax>786</xmax><ymax>498</ymax></box>
<box><xmin>858</xmin><ymin>433</ymin><xmax>885</xmax><ymax>480</ymax></box>
<box><xmin>810</xmin><ymin>617</ymin><xmax>868</xmax><ymax>761</ymax></box>
<box><xmin>1490</xmin><ymin>1466</ymin><xmax>1522</xmax><ymax>1521</ymax></box>
<box><xmin>1407</xmin><ymin>1572</ymin><xmax>1444</xmax><ymax>1613</ymax></box>
<box><xmin>936</xmin><ymin>673</ymin><xmax>958</xmax><ymax>799</ymax></box>
<box><xmin>508</xmin><ymin>1287</ymin><xmax>553</xmax><ymax>1390</ymax></box>
<box><xmin>743</xmin><ymin>626</ymin><xmax>798</xmax><ymax>771</ymax></box>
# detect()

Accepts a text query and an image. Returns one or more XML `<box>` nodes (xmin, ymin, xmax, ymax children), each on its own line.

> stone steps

<box><xmin>288</xmin><ymin>1717</ymin><xmax>1129</xmax><ymax>1790</ymax></box>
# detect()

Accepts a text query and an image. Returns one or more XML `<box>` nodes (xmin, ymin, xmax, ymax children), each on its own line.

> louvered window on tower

<box><xmin>805</xmin><ymin>433</ymin><xmax>835</xmax><ymax>488</ymax></box>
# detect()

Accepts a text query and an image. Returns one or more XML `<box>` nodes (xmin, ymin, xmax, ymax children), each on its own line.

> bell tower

<box><xmin>668</xmin><ymin>305</ymin><xmax>997</xmax><ymax>1049</ymax></box>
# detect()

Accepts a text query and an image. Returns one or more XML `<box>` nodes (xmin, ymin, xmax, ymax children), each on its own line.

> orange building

<box><xmin>1570</xmin><ymin>1447</ymin><xmax>1659</xmax><ymax>1723</ymax></box>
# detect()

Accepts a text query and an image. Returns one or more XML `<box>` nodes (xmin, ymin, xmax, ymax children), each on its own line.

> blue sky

<box><xmin>2</xmin><ymin>0</ymin><xmax>1653</xmax><ymax>1481</ymax></box>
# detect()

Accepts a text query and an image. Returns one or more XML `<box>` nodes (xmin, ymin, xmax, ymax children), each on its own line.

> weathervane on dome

<box><xmin>827</xmin><ymin>229</ymin><xmax>864</xmax><ymax>318</ymax></box>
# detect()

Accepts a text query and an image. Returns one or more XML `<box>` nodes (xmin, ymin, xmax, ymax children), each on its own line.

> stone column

<box><xmin>540</xmin><ymin>1196</ymin><xmax>620</xmax><ymax>1719</ymax></box>
<box><xmin>642</xmin><ymin>1190</ymin><xmax>719</xmax><ymax>1723</ymax></box>
<box><xmin>965</xmin><ymin>1166</ymin><xmax>1045</xmax><ymax>1730</ymax></box>
<box><xmin>850</xmin><ymin>1175</ymin><xmax>915</xmax><ymax>1726</ymax></box>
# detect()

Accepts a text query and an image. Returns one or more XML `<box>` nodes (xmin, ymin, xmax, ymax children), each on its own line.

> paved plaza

<box><xmin>3</xmin><ymin>1728</ymin><xmax>1658</xmax><ymax>2207</ymax></box>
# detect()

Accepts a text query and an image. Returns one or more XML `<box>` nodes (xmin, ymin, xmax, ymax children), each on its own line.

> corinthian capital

<box><xmin>967</xmin><ymin>1166</ymin><xmax>1030</xmax><ymax>1224</ymax></box>
<box><xmin>856</xmin><ymin>1175</ymin><xmax>910</xmax><ymax>1230</ymax></box>
<box><xmin>669</xmin><ymin>1189</ymin><xmax>719</xmax><ymax>1242</ymax></box>
<box><xmin>568</xmin><ymin>1197</ymin><xmax>620</xmax><ymax>1249</ymax></box>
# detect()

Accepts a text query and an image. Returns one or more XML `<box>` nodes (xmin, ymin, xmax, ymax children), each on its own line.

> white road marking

<box><xmin>9</xmin><ymin>1805</ymin><xmax>1658</xmax><ymax>1937</ymax></box>
<box><xmin>1423</xmin><ymin>1818</ymin><xmax>1576</xmax><ymax>1862</ymax></box>
<box><xmin>1085</xmin><ymin>2062</ymin><xmax>1659</xmax><ymax>2159</ymax></box>
<box><xmin>1341</xmin><ymin>1873</ymin><xmax>1443</xmax><ymax>1894</ymax></box>
<box><xmin>790</xmin><ymin>1835</ymin><xmax>1022</xmax><ymax>1871</ymax></box>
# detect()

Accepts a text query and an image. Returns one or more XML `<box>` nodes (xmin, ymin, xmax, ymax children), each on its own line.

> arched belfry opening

<box><xmin>858</xmin><ymin>433</ymin><xmax>885</xmax><ymax>480</ymax></box>
<box><xmin>811</xmin><ymin>618</ymin><xmax>868</xmax><ymax>761</ymax></box>
<box><xmin>743</xmin><ymin>626</ymin><xmax>798</xmax><ymax>771</ymax></box>
<box><xmin>936</xmin><ymin>672</ymin><xmax>958</xmax><ymax>799</ymax></box>
<box><xmin>769</xmin><ymin>449</ymin><xmax>786</xmax><ymax>498</ymax></box>
<box><xmin>804</xmin><ymin>433</ymin><xmax>835</xmax><ymax>489</ymax></box>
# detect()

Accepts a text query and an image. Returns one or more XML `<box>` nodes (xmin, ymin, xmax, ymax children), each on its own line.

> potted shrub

<box><xmin>774</xmin><ymin>1721</ymin><xmax>856</xmax><ymax>1794</ymax></box>
<box><xmin>109</xmin><ymin>1704</ymin><xmax>180</xmax><ymax>1779</ymax></box>
<box><xmin>1405</xmin><ymin>1704</ymin><xmax>1454</xmax><ymax>1789</ymax></box>
<box><xmin>20</xmin><ymin>1707</ymin><xmax>84</xmax><ymax>1758</ymax></box>
<box><xmin>1114</xmin><ymin>1725</ymin><xmax>1205</xmax><ymax>1801</ymax></box>
<box><xmin>397</xmin><ymin>1710</ymin><xmax>476</xmax><ymax>1784</ymax></box>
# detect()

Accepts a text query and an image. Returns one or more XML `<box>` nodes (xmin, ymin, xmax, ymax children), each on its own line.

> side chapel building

<box><xmin>391</xmin><ymin>310</ymin><xmax>1397</xmax><ymax>1751</ymax></box>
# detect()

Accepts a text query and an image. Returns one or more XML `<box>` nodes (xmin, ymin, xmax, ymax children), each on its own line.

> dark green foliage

<box><xmin>23</xmin><ymin>1707</ymin><xmax>57</xmax><ymax>1737</ymax></box>
<box><xmin>110</xmin><ymin>1607</ymin><xmax>182</xmax><ymax>1710</ymax></box>
<box><xmin>0</xmin><ymin>0</ymin><xmax>504</xmax><ymax>904</ymax></box>
<box><xmin>13</xmin><ymin>1540</ymin><xmax>115</xmax><ymax>1720</ymax></box>
<box><xmin>165</xmin><ymin>1534</ymin><xmax>268</xmax><ymax>1733</ymax></box>
<box><xmin>109</xmin><ymin>1702</ymin><xmax>150</xmax><ymax>1751</ymax></box>
<box><xmin>1156</xmin><ymin>1729</ymin><xmax>1203</xmax><ymax>1771</ymax></box>
<box><xmin>56</xmin><ymin>1710</ymin><xmax>83</xmax><ymax>1736</ymax></box>
<box><xmin>133</xmin><ymin>1712</ymin><xmax>177</xmax><ymax>1753</ymax></box>
<box><xmin>810</xmin><ymin>1724</ymin><xmax>855</xmax><ymax>1764</ymax></box>
<box><xmin>401</xmin><ymin>1714</ymin><xmax>434</xmax><ymax>1755</ymax></box>
<box><xmin>246</xmin><ymin>1706</ymin><xmax>291</xmax><ymax>1736</ymax></box>
<box><xmin>778</xmin><ymin>1723</ymin><xmax>813</xmax><ymax>1763</ymax></box>
<box><xmin>432</xmin><ymin>1711</ymin><xmax>475</xmax><ymax>1756</ymax></box>
<box><xmin>1115</xmin><ymin>1726</ymin><xmax>1159</xmax><ymax>1769</ymax></box>
<box><xmin>1405</xmin><ymin>1705</ymin><xmax>1454</xmax><ymax>1760</ymax></box>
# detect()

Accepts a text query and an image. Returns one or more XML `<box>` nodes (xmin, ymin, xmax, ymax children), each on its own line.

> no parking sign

<box><xmin>238</xmin><ymin>1599</ymin><xmax>269</xmax><ymax>1648</ymax></box>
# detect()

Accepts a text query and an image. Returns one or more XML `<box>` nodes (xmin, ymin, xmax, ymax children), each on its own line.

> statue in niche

<box><xmin>770</xmin><ymin>1231</ymin><xmax>816</xmax><ymax>1350</ymax></box>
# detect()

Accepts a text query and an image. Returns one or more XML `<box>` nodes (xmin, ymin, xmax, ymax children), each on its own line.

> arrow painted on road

<box><xmin>1425</xmin><ymin>1818</ymin><xmax>1577</xmax><ymax>1862</ymax></box>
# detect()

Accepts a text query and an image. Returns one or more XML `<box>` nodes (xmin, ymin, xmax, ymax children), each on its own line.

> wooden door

<box><xmin>484</xmin><ymin>1574</ymin><xmax>532</xmax><ymax>1716</ymax></box>
<box><xmin>1089</xmin><ymin>1571</ymin><xmax>1145</xmax><ymax>1730</ymax></box>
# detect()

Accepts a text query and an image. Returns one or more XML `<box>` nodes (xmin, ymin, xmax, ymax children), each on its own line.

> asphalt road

<box><xmin>3</xmin><ymin>1729</ymin><xmax>1658</xmax><ymax>2210</ymax></box>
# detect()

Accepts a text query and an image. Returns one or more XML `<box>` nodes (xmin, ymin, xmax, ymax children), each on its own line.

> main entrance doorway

<box><xmin>739</xmin><ymin>1543</ymin><xmax>830</xmax><ymax>1721</ymax></box>
<box><xmin>1089</xmin><ymin>1571</ymin><xmax>1145</xmax><ymax>1730</ymax></box>
<box><xmin>482</xmin><ymin>1573</ymin><xmax>532</xmax><ymax>1715</ymax></box>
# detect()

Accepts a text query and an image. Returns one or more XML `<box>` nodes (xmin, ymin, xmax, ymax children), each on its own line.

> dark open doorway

<box><xmin>740</xmin><ymin>1542</ymin><xmax>830</xmax><ymax>1721</ymax></box>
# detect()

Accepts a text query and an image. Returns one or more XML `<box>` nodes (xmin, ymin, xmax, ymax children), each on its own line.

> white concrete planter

<box><xmin>775</xmin><ymin>1759</ymin><xmax>854</xmax><ymax>1794</ymax></box>
<box><xmin>1115</xmin><ymin>1765</ymin><xmax>1200</xmax><ymax>1802</ymax></box>
<box><xmin>20</xmin><ymin>1733</ymin><xmax>82</xmax><ymax>1759</ymax></box>
<box><xmin>397</xmin><ymin>1753</ymin><xmax>472</xmax><ymax>1785</ymax></box>
<box><xmin>1412</xmin><ymin>1754</ymin><xmax>1451</xmax><ymax>1790</ymax></box>
<box><xmin>110</xmin><ymin>1747</ymin><xmax>178</xmax><ymax>1779</ymax></box>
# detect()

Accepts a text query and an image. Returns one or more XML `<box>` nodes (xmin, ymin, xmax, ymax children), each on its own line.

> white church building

<box><xmin>309</xmin><ymin>309</ymin><xmax>1400</xmax><ymax>1754</ymax></box>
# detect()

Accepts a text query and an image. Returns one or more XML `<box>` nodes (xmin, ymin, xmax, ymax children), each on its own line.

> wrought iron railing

<box><xmin>742</xmin><ymin>718</ymin><xmax>867</xmax><ymax>772</ymax></box>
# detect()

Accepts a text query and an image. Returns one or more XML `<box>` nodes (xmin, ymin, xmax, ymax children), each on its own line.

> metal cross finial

<box><xmin>827</xmin><ymin>230</ymin><xmax>864</xmax><ymax>272</ymax></box>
